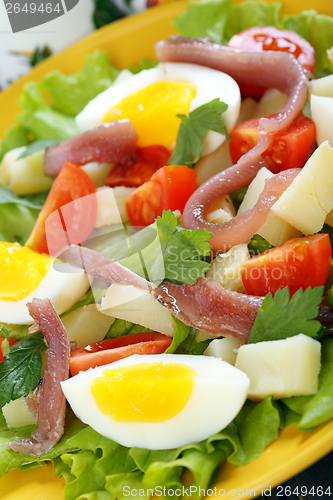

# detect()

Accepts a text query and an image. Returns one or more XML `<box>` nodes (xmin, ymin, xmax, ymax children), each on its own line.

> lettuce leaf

<box><xmin>173</xmin><ymin>0</ymin><xmax>280</xmax><ymax>44</ymax></box>
<box><xmin>0</xmin><ymin>187</ymin><xmax>48</xmax><ymax>246</ymax></box>
<box><xmin>39</xmin><ymin>52</ymin><xmax>119</xmax><ymax>117</ymax></box>
<box><xmin>173</xmin><ymin>0</ymin><xmax>333</xmax><ymax>77</ymax></box>
<box><xmin>104</xmin><ymin>318</ymin><xmax>154</xmax><ymax>339</ymax></box>
<box><xmin>17</xmin><ymin>83</ymin><xmax>79</xmax><ymax>141</ymax></box>
<box><xmin>0</xmin><ymin>410</ymin><xmax>85</xmax><ymax>477</ymax></box>
<box><xmin>280</xmin><ymin>10</ymin><xmax>333</xmax><ymax>77</ymax></box>
<box><xmin>224</xmin><ymin>0</ymin><xmax>281</xmax><ymax>39</ymax></box>
<box><xmin>0</xmin><ymin>125</ymin><xmax>29</xmax><ymax>162</ymax></box>
<box><xmin>281</xmin><ymin>338</ymin><xmax>333</xmax><ymax>429</ymax></box>
<box><xmin>0</xmin><ymin>396</ymin><xmax>282</xmax><ymax>500</ymax></box>
<box><xmin>173</xmin><ymin>0</ymin><xmax>232</xmax><ymax>44</ymax></box>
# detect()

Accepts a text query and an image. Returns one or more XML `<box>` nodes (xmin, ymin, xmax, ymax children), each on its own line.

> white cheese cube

<box><xmin>238</xmin><ymin>167</ymin><xmax>301</xmax><ymax>245</ymax></box>
<box><xmin>309</xmin><ymin>74</ymin><xmax>333</xmax><ymax>98</ymax></box>
<box><xmin>204</xmin><ymin>337</ymin><xmax>241</xmax><ymax>365</ymax></box>
<box><xmin>206</xmin><ymin>243</ymin><xmax>249</xmax><ymax>292</ymax></box>
<box><xmin>81</xmin><ymin>162</ymin><xmax>113</xmax><ymax>188</ymax></box>
<box><xmin>2</xmin><ymin>397</ymin><xmax>36</xmax><ymax>428</ymax></box>
<box><xmin>310</xmin><ymin>95</ymin><xmax>333</xmax><ymax>146</ymax></box>
<box><xmin>253</xmin><ymin>88</ymin><xmax>288</xmax><ymax>118</ymax></box>
<box><xmin>206</xmin><ymin>195</ymin><xmax>235</xmax><ymax>225</ymax></box>
<box><xmin>194</xmin><ymin>141</ymin><xmax>233</xmax><ymax>186</ymax></box>
<box><xmin>0</xmin><ymin>147</ymin><xmax>52</xmax><ymax>195</ymax></box>
<box><xmin>95</xmin><ymin>186</ymin><xmax>134</xmax><ymax>227</ymax></box>
<box><xmin>62</xmin><ymin>304</ymin><xmax>115</xmax><ymax>348</ymax></box>
<box><xmin>271</xmin><ymin>141</ymin><xmax>333</xmax><ymax>234</ymax></box>
<box><xmin>235</xmin><ymin>334</ymin><xmax>321</xmax><ymax>400</ymax></box>
<box><xmin>235</xmin><ymin>97</ymin><xmax>258</xmax><ymax>125</ymax></box>
<box><xmin>101</xmin><ymin>283</ymin><xmax>176</xmax><ymax>336</ymax></box>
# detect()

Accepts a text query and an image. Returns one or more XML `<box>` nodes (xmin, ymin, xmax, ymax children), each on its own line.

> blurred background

<box><xmin>0</xmin><ymin>0</ymin><xmax>174</xmax><ymax>90</ymax></box>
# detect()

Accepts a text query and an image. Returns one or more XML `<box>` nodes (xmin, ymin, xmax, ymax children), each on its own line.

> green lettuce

<box><xmin>173</xmin><ymin>0</ymin><xmax>280</xmax><ymax>44</ymax></box>
<box><xmin>0</xmin><ymin>373</ymin><xmax>331</xmax><ymax>500</ymax></box>
<box><xmin>0</xmin><ymin>396</ymin><xmax>281</xmax><ymax>499</ymax></box>
<box><xmin>0</xmin><ymin>187</ymin><xmax>48</xmax><ymax>246</ymax></box>
<box><xmin>224</xmin><ymin>0</ymin><xmax>281</xmax><ymax>39</ymax></box>
<box><xmin>280</xmin><ymin>10</ymin><xmax>333</xmax><ymax>77</ymax></box>
<box><xmin>281</xmin><ymin>338</ymin><xmax>333</xmax><ymax>429</ymax></box>
<box><xmin>104</xmin><ymin>318</ymin><xmax>154</xmax><ymax>339</ymax></box>
<box><xmin>39</xmin><ymin>52</ymin><xmax>119</xmax><ymax>117</ymax></box>
<box><xmin>1</xmin><ymin>51</ymin><xmax>119</xmax><ymax>151</ymax></box>
<box><xmin>173</xmin><ymin>0</ymin><xmax>233</xmax><ymax>44</ymax></box>
<box><xmin>173</xmin><ymin>0</ymin><xmax>333</xmax><ymax>77</ymax></box>
<box><xmin>0</xmin><ymin>125</ymin><xmax>29</xmax><ymax>162</ymax></box>
<box><xmin>17</xmin><ymin>83</ymin><xmax>79</xmax><ymax>141</ymax></box>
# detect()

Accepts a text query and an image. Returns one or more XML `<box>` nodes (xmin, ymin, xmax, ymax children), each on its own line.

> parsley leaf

<box><xmin>18</xmin><ymin>139</ymin><xmax>61</xmax><ymax>159</ymax></box>
<box><xmin>169</xmin><ymin>98</ymin><xmax>230</xmax><ymax>168</ymax></box>
<box><xmin>156</xmin><ymin>210</ymin><xmax>212</xmax><ymax>285</ymax></box>
<box><xmin>248</xmin><ymin>287</ymin><xmax>324</xmax><ymax>344</ymax></box>
<box><xmin>0</xmin><ymin>337</ymin><xmax>46</xmax><ymax>409</ymax></box>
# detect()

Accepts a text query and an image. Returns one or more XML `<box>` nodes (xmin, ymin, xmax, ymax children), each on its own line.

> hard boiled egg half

<box><xmin>0</xmin><ymin>242</ymin><xmax>90</xmax><ymax>325</ymax></box>
<box><xmin>76</xmin><ymin>63</ymin><xmax>241</xmax><ymax>157</ymax></box>
<box><xmin>61</xmin><ymin>353</ymin><xmax>250</xmax><ymax>449</ymax></box>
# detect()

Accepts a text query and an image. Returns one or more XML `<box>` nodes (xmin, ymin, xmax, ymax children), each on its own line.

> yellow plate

<box><xmin>1</xmin><ymin>1</ymin><xmax>333</xmax><ymax>499</ymax></box>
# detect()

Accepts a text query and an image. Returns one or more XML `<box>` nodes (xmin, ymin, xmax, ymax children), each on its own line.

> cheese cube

<box><xmin>101</xmin><ymin>283</ymin><xmax>176</xmax><ymax>336</ymax></box>
<box><xmin>310</xmin><ymin>95</ymin><xmax>333</xmax><ymax>146</ymax></box>
<box><xmin>62</xmin><ymin>304</ymin><xmax>115</xmax><ymax>348</ymax></box>
<box><xmin>253</xmin><ymin>88</ymin><xmax>288</xmax><ymax>118</ymax></box>
<box><xmin>238</xmin><ymin>167</ymin><xmax>301</xmax><ymax>245</ymax></box>
<box><xmin>204</xmin><ymin>337</ymin><xmax>241</xmax><ymax>365</ymax></box>
<box><xmin>309</xmin><ymin>74</ymin><xmax>333</xmax><ymax>98</ymax></box>
<box><xmin>2</xmin><ymin>397</ymin><xmax>36</xmax><ymax>428</ymax></box>
<box><xmin>0</xmin><ymin>147</ymin><xmax>52</xmax><ymax>195</ymax></box>
<box><xmin>206</xmin><ymin>243</ymin><xmax>249</xmax><ymax>292</ymax></box>
<box><xmin>235</xmin><ymin>334</ymin><xmax>321</xmax><ymax>400</ymax></box>
<box><xmin>81</xmin><ymin>162</ymin><xmax>113</xmax><ymax>187</ymax></box>
<box><xmin>271</xmin><ymin>141</ymin><xmax>333</xmax><ymax>234</ymax></box>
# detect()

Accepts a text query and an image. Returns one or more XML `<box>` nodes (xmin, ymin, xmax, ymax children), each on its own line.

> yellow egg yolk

<box><xmin>0</xmin><ymin>242</ymin><xmax>52</xmax><ymax>301</ymax></box>
<box><xmin>91</xmin><ymin>361</ymin><xmax>197</xmax><ymax>422</ymax></box>
<box><xmin>103</xmin><ymin>81</ymin><xmax>196</xmax><ymax>149</ymax></box>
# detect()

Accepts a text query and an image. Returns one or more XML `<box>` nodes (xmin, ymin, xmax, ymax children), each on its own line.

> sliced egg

<box><xmin>76</xmin><ymin>62</ymin><xmax>241</xmax><ymax>157</ymax></box>
<box><xmin>0</xmin><ymin>242</ymin><xmax>90</xmax><ymax>324</ymax></box>
<box><xmin>61</xmin><ymin>353</ymin><xmax>249</xmax><ymax>449</ymax></box>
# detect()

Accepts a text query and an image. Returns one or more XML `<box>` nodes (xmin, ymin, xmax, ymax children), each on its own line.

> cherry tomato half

<box><xmin>69</xmin><ymin>332</ymin><xmax>172</xmax><ymax>376</ymax></box>
<box><xmin>228</xmin><ymin>26</ymin><xmax>315</xmax><ymax>98</ymax></box>
<box><xmin>26</xmin><ymin>161</ymin><xmax>97</xmax><ymax>256</ymax></box>
<box><xmin>229</xmin><ymin>114</ymin><xmax>315</xmax><ymax>173</ymax></box>
<box><xmin>241</xmin><ymin>234</ymin><xmax>332</xmax><ymax>297</ymax></box>
<box><xmin>107</xmin><ymin>145</ymin><xmax>171</xmax><ymax>188</ymax></box>
<box><xmin>126</xmin><ymin>165</ymin><xmax>197</xmax><ymax>227</ymax></box>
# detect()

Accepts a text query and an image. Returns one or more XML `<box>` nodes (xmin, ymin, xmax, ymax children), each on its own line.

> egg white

<box><xmin>0</xmin><ymin>261</ymin><xmax>90</xmax><ymax>325</ymax></box>
<box><xmin>61</xmin><ymin>353</ymin><xmax>249</xmax><ymax>450</ymax></box>
<box><xmin>76</xmin><ymin>62</ymin><xmax>241</xmax><ymax>157</ymax></box>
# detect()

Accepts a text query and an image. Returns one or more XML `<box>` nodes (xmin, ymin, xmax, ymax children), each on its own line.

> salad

<box><xmin>1</xmin><ymin>0</ymin><xmax>333</xmax><ymax>498</ymax></box>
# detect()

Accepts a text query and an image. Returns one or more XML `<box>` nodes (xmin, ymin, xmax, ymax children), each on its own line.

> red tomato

<box><xmin>107</xmin><ymin>145</ymin><xmax>171</xmax><ymax>188</ymax></box>
<box><xmin>69</xmin><ymin>332</ymin><xmax>172</xmax><ymax>376</ymax></box>
<box><xmin>229</xmin><ymin>114</ymin><xmax>315</xmax><ymax>173</ymax></box>
<box><xmin>228</xmin><ymin>26</ymin><xmax>315</xmax><ymax>98</ymax></box>
<box><xmin>126</xmin><ymin>165</ymin><xmax>197</xmax><ymax>227</ymax></box>
<box><xmin>0</xmin><ymin>338</ymin><xmax>17</xmax><ymax>362</ymax></box>
<box><xmin>241</xmin><ymin>234</ymin><xmax>332</xmax><ymax>297</ymax></box>
<box><xmin>26</xmin><ymin>162</ymin><xmax>97</xmax><ymax>256</ymax></box>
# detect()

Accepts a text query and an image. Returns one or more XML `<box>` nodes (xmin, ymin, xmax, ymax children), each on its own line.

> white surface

<box><xmin>0</xmin><ymin>0</ymin><xmax>94</xmax><ymax>89</ymax></box>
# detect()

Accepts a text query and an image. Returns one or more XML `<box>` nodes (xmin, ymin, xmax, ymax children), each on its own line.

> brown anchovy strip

<box><xmin>155</xmin><ymin>36</ymin><xmax>310</xmax><ymax>132</ymax></box>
